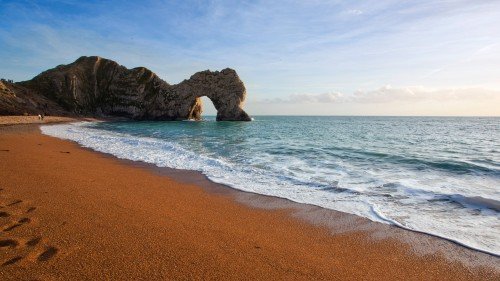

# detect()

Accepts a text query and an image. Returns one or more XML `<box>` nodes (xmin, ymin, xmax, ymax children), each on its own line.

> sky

<box><xmin>1</xmin><ymin>0</ymin><xmax>499</xmax><ymax>116</ymax></box>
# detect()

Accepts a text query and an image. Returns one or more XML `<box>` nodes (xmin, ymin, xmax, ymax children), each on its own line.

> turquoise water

<box><xmin>42</xmin><ymin>116</ymin><xmax>500</xmax><ymax>255</ymax></box>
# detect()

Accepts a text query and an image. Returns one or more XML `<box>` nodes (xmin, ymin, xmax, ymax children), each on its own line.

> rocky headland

<box><xmin>0</xmin><ymin>56</ymin><xmax>251</xmax><ymax>121</ymax></box>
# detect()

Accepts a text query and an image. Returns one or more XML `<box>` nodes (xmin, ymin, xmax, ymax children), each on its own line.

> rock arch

<box><xmin>18</xmin><ymin>56</ymin><xmax>252</xmax><ymax>121</ymax></box>
<box><xmin>172</xmin><ymin>68</ymin><xmax>251</xmax><ymax>121</ymax></box>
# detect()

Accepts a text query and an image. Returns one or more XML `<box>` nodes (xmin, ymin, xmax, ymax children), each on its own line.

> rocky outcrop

<box><xmin>171</xmin><ymin>69</ymin><xmax>251</xmax><ymax>121</ymax></box>
<box><xmin>0</xmin><ymin>80</ymin><xmax>68</xmax><ymax>116</ymax></box>
<box><xmin>4</xmin><ymin>56</ymin><xmax>251</xmax><ymax>121</ymax></box>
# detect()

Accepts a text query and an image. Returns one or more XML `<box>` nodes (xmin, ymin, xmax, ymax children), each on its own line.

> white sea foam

<box><xmin>41</xmin><ymin>121</ymin><xmax>500</xmax><ymax>257</ymax></box>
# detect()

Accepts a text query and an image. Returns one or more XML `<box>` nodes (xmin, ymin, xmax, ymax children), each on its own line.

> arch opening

<box><xmin>200</xmin><ymin>96</ymin><xmax>217</xmax><ymax>120</ymax></box>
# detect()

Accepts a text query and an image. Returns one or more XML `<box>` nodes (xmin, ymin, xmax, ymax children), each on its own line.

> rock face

<box><xmin>0</xmin><ymin>80</ymin><xmax>68</xmax><ymax>116</ymax></box>
<box><xmin>6</xmin><ymin>56</ymin><xmax>251</xmax><ymax>121</ymax></box>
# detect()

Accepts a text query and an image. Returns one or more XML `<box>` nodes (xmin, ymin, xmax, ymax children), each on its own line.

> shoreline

<box><xmin>0</xmin><ymin>116</ymin><xmax>79</xmax><ymax>126</ymax></box>
<box><xmin>40</xmin><ymin>119</ymin><xmax>500</xmax><ymax>260</ymax></box>
<box><xmin>1</xmin><ymin>120</ymin><xmax>499</xmax><ymax>279</ymax></box>
<box><xmin>106</xmin><ymin>150</ymin><xmax>500</xmax><ymax>262</ymax></box>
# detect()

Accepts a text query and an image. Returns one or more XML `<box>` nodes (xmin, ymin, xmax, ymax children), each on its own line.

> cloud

<box><xmin>346</xmin><ymin>9</ymin><xmax>363</xmax><ymax>15</ymax></box>
<box><xmin>257</xmin><ymin>86</ymin><xmax>500</xmax><ymax>104</ymax></box>
<box><xmin>1</xmin><ymin>0</ymin><xmax>500</xmax><ymax>116</ymax></box>
<box><xmin>350</xmin><ymin>86</ymin><xmax>500</xmax><ymax>103</ymax></box>
<box><xmin>262</xmin><ymin>92</ymin><xmax>343</xmax><ymax>103</ymax></box>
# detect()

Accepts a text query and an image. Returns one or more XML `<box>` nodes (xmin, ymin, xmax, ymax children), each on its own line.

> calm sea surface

<box><xmin>42</xmin><ymin>116</ymin><xmax>500</xmax><ymax>255</ymax></box>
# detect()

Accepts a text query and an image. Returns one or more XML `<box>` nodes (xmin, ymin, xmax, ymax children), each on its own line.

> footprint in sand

<box><xmin>3</xmin><ymin>217</ymin><xmax>31</xmax><ymax>232</ymax></box>
<box><xmin>0</xmin><ymin>237</ymin><xmax>55</xmax><ymax>267</ymax></box>
<box><xmin>37</xmin><ymin>246</ymin><xmax>58</xmax><ymax>262</ymax></box>
<box><xmin>18</xmin><ymin>217</ymin><xmax>31</xmax><ymax>224</ymax></box>
<box><xmin>0</xmin><ymin>195</ymin><xmax>58</xmax><ymax>265</ymax></box>
<box><xmin>0</xmin><ymin>238</ymin><xmax>23</xmax><ymax>267</ymax></box>
<box><xmin>0</xmin><ymin>239</ymin><xmax>19</xmax><ymax>248</ymax></box>
<box><xmin>3</xmin><ymin>223</ymin><xmax>22</xmax><ymax>232</ymax></box>
<box><xmin>6</xmin><ymin>200</ymin><xmax>23</xmax><ymax>206</ymax></box>
<box><xmin>26</xmin><ymin>237</ymin><xmax>42</xmax><ymax>247</ymax></box>
<box><xmin>2</xmin><ymin>256</ymin><xmax>23</xmax><ymax>266</ymax></box>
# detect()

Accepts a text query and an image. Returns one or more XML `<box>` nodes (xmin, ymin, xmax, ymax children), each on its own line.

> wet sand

<box><xmin>0</xmin><ymin>122</ymin><xmax>498</xmax><ymax>280</ymax></box>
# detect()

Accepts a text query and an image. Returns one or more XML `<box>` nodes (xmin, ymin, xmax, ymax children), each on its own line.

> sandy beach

<box><xmin>0</xmin><ymin>119</ymin><xmax>499</xmax><ymax>280</ymax></box>
<box><xmin>0</xmin><ymin>116</ymin><xmax>78</xmax><ymax>126</ymax></box>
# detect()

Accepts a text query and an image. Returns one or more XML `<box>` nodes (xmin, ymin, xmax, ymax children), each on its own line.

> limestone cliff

<box><xmin>0</xmin><ymin>80</ymin><xmax>68</xmax><ymax>116</ymax></box>
<box><xmin>3</xmin><ymin>56</ymin><xmax>251</xmax><ymax>121</ymax></box>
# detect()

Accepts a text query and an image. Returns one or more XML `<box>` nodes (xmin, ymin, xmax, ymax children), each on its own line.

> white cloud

<box><xmin>346</xmin><ymin>9</ymin><xmax>363</xmax><ymax>15</ymax></box>
<box><xmin>257</xmin><ymin>86</ymin><xmax>500</xmax><ymax>104</ymax></box>
<box><xmin>350</xmin><ymin>86</ymin><xmax>500</xmax><ymax>103</ymax></box>
<box><xmin>262</xmin><ymin>92</ymin><xmax>343</xmax><ymax>103</ymax></box>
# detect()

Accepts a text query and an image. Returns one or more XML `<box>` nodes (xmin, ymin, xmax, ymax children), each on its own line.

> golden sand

<box><xmin>0</xmin><ymin>122</ymin><xmax>498</xmax><ymax>280</ymax></box>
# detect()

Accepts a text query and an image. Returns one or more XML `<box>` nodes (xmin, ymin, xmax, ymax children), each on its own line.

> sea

<box><xmin>41</xmin><ymin>116</ymin><xmax>500</xmax><ymax>256</ymax></box>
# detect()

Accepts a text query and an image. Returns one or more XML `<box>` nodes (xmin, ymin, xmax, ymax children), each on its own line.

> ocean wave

<box><xmin>41</xmin><ymin>121</ymin><xmax>500</xmax><ymax>256</ymax></box>
<box><xmin>326</xmin><ymin>146</ymin><xmax>499</xmax><ymax>176</ymax></box>
<box><xmin>449</xmin><ymin>195</ymin><xmax>500</xmax><ymax>212</ymax></box>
